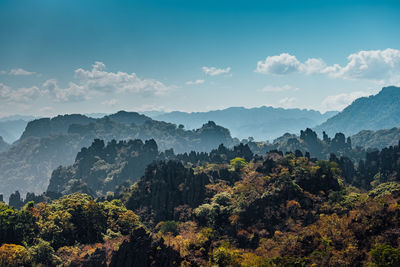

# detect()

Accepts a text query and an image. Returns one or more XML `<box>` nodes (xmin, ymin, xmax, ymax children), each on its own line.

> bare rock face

<box><xmin>110</xmin><ymin>227</ymin><xmax>181</xmax><ymax>267</ymax></box>
<box><xmin>126</xmin><ymin>161</ymin><xmax>210</xmax><ymax>225</ymax></box>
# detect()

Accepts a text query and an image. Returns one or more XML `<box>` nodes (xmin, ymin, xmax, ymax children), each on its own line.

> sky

<box><xmin>0</xmin><ymin>0</ymin><xmax>400</xmax><ymax>117</ymax></box>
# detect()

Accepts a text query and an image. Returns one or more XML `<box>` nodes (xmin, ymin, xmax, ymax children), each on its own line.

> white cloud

<box><xmin>185</xmin><ymin>79</ymin><xmax>205</xmax><ymax>85</ymax></box>
<box><xmin>9</xmin><ymin>68</ymin><xmax>36</xmax><ymax>76</ymax></box>
<box><xmin>74</xmin><ymin>62</ymin><xmax>171</xmax><ymax>95</ymax></box>
<box><xmin>321</xmin><ymin>91</ymin><xmax>372</xmax><ymax>111</ymax></box>
<box><xmin>323</xmin><ymin>49</ymin><xmax>400</xmax><ymax>82</ymax></box>
<box><xmin>43</xmin><ymin>79</ymin><xmax>89</xmax><ymax>102</ymax></box>
<box><xmin>261</xmin><ymin>84</ymin><xmax>299</xmax><ymax>92</ymax></box>
<box><xmin>256</xmin><ymin>53</ymin><xmax>301</xmax><ymax>75</ymax></box>
<box><xmin>0</xmin><ymin>68</ymin><xmax>36</xmax><ymax>76</ymax></box>
<box><xmin>256</xmin><ymin>49</ymin><xmax>400</xmax><ymax>83</ymax></box>
<box><xmin>0</xmin><ymin>83</ymin><xmax>43</xmax><ymax>102</ymax></box>
<box><xmin>278</xmin><ymin>97</ymin><xmax>297</xmax><ymax>108</ymax></box>
<box><xmin>202</xmin><ymin>66</ymin><xmax>231</xmax><ymax>76</ymax></box>
<box><xmin>300</xmin><ymin>58</ymin><xmax>326</xmax><ymax>75</ymax></box>
<box><xmin>101</xmin><ymin>98</ymin><xmax>118</xmax><ymax>106</ymax></box>
<box><xmin>1</xmin><ymin>62</ymin><xmax>173</xmax><ymax>103</ymax></box>
<box><xmin>39</xmin><ymin>62</ymin><xmax>173</xmax><ymax>102</ymax></box>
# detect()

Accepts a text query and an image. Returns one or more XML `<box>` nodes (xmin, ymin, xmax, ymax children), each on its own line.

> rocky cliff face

<box><xmin>110</xmin><ymin>227</ymin><xmax>181</xmax><ymax>267</ymax></box>
<box><xmin>47</xmin><ymin>139</ymin><xmax>159</xmax><ymax>197</ymax></box>
<box><xmin>126</xmin><ymin>161</ymin><xmax>210</xmax><ymax>225</ymax></box>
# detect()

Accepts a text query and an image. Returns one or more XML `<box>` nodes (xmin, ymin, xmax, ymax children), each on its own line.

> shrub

<box><xmin>0</xmin><ymin>244</ymin><xmax>30</xmax><ymax>266</ymax></box>
<box><xmin>28</xmin><ymin>238</ymin><xmax>60</xmax><ymax>266</ymax></box>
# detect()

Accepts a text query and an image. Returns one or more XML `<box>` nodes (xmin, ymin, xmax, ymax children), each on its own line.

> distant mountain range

<box><xmin>0</xmin><ymin>111</ymin><xmax>236</xmax><ymax>200</ymax></box>
<box><xmin>315</xmin><ymin>86</ymin><xmax>400</xmax><ymax>136</ymax></box>
<box><xmin>2</xmin><ymin>86</ymin><xmax>400</xmax><ymax>201</ymax></box>
<box><xmin>151</xmin><ymin>106</ymin><xmax>338</xmax><ymax>140</ymax></box>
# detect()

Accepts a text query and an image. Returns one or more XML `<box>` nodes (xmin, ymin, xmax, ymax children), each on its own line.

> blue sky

<box><xmin>0</xmin><ymin>0</ymin><xmax>399</xmax><ymax>116</ymax></box>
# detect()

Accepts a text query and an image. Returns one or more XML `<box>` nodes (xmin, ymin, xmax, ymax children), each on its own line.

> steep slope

<box><xmin>0</xmin><ymin>112</ymin><xmax>236</xmax><ymax>200</ymax></box>
<box><xmin>315</xmin><ymin>86</ymin><xmax>400</xmax><ymax>136</ymax></box>
<box><xmin>153</xmin><ymin>106</ymin><xmax>337</xmax><ymax>140</ymax></box>
<box><xmin>351</xmin><ymin>127</ymin><xmax>400</xmax><ymax>149</ymax></box>
<box><xmin>47</xmin><ymin>140</ymin><xmax>252</xmax><ymax>199</ymax></box>
<box><xmin>0</xmin><ymin>136</ymin><xmax>10</xmax><ymax>152</ymax></box>
<box><xmin>47</xmin><ymin>139</ymin><xmax>160</xmax><ymax>196</ymax></box>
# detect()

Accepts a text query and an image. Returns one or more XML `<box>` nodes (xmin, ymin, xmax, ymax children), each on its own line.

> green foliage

<box><xmin>33</xmin><ymin>193</ymin><xmax>141</xmax><ymax>249</ymax></box>
<box><xmin>212</xmin><ymin>242</ymin><xmax>240</xmax><ymax>266</ymax></box>
<box><xmin>369</xmin><ymin>182</ymin><xmax>400</xmax><ymax>199</ymax></box>
<box><xmin>28</xmin><ymin>238</ymin><xmax>60</xmax><ymax>266</ymax></box>
<box><xmin>158</xmin><ymin>221</ymin><xmax>179</xmax><ymax>235</ymax></box>
<box><xmin>369</xmin><ymin>244</ymin><xmax>400</xmax><ymax>267</ymax></box>
<box><xmin>0</xmin><ymin>202</ymin><xmax>37</xmax><ymax>245</ymax></box>
<box><xmin>5</xmin><ymin>142</ymin><xmax>400</xmax><ymax>266</ymax></box>
<box><xmin>0</xmin><ymin>244</ymin><xmax>30</xmax><ymax>267</ymax></box>
<box><xmin>230</xmin><ymin>157</ymin><xmax>248</xmax><ymax>170</ymax></box>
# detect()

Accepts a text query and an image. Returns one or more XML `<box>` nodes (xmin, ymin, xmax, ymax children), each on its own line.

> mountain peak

<box><xmin>315</xmin><ymin>86</ymin><xmax>400</xmax><ymax>136</ymax></box>
<box><xmin>379</xmin><ymin>85</ymin><xmax>400</xmax><ymax>95</ymax></box>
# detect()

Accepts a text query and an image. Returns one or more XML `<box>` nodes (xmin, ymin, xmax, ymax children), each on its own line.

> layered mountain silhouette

<box><xmin>152</xmin><ymin>106</ymin><xmax>337</xmax><ymax>140</ymax></box>
<box><xmin>0</xmin><ymin>111</ymin><xmax>236</xmax><ymax>200</ymax></box>
<box><xmin>315</xmin><ymin>86</ymin><xmax>400</xmax><ymax>136</ymax></box>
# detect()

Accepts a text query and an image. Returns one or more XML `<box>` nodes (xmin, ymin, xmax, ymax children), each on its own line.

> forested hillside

<box><xmin>2</xmin><ymin>140</ymin><xmax>400</xmax><ymax>266</ymax></box>
<box><xmin>0</xmin><ymin>111</ymin><xmax>236</xmax><ymax>201</ymax></box>
<box><xmin>351</xmin><ymin>127</ymin><xmax>400</xmax><ymax>149</ymax></box>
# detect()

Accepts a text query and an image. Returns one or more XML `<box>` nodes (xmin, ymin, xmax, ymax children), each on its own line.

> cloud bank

<box><xmin>0</xmin><ymin>83</ymin><xmax>44</xmax><ymax>102</ymax></box>
<box><xmin>0</xmin><ymin>68</ymin><xmax>36</xmax><ymax>76</ymax></box>
<box><xmin>0</xmin><ymin>62</ymin><xmax>173</xmax><ymax>103</ymax></box>
<box><xmin>256</xmin><ymin>48</ymin><xmax>400</xmax><ymax>83</ymax></box>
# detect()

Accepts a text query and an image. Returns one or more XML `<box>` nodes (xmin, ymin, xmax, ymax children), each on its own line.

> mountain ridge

<box><xmin>315</xmin><ymin>86</ymin><xmax>400</xmax><ymax>136</ymax></box>
<box><xmin>152</xmin><ymin>106</ymin><xmax>338</xmax><ymax>140</ymax></box>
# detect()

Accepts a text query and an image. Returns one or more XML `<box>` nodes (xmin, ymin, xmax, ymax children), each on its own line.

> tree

<box><xmin>0</xmin><ymin>244</ymin><xmax>30</xmax><ymax>266</ymax></box>
<box><xmin>370</xmin><ymin>244</ymin><xmax>400</xmax><ymax>267</ymax></box>
<box><xmin>230</xmin><ymin>157</ymin><xmax>248</xmax><ymax>171</ymax></box>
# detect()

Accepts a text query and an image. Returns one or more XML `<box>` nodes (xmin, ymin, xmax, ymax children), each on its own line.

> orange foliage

<box><xmin>0</xmin><ymin>244</ymin><xmax>29</xmax><ymax>266</ymax></box>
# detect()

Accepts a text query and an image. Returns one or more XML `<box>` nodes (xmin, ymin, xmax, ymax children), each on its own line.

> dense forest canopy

<box><xmin>2</xmin><ymin>139</ymin><xmax>400</xmax><ymax>266</ymax></box>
